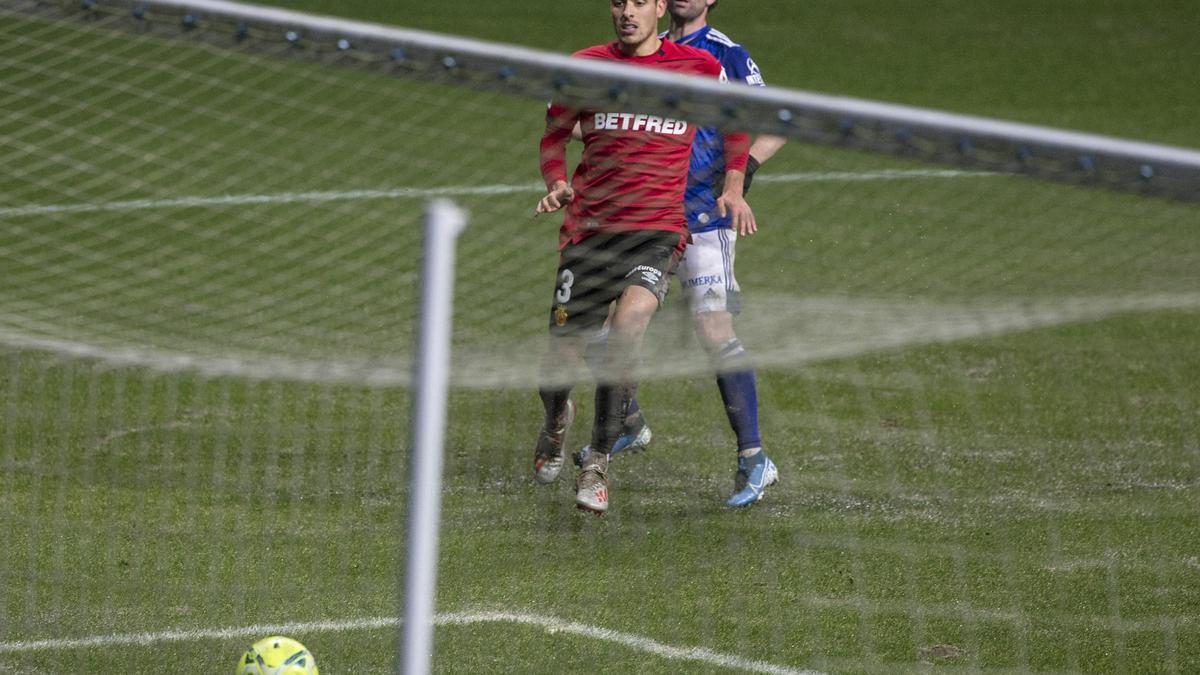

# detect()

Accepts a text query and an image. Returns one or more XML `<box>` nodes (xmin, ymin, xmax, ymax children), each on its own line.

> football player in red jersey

<box><xmin>571</xmin><ymin>0</ymin><xmax>787</xmax><ymax>507</ymax></box>
<box><xmin>531</xmin><ymin>0</ymin><xmax>752</xmax><ymax>514</ymax></box>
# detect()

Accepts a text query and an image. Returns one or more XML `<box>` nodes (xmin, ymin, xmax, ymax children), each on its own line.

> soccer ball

<box><xmin>237</xmin><ymin>636</ymin><xmax>319</xmax><ymax>675</ymax></box>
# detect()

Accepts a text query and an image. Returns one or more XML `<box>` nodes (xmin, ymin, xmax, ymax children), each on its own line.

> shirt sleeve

<box><xmin>707</xmin><ymin>57</ymin><xmax>750</xmax><ymax>173</ymax></box>
<box><xmin>723</xmin><ymin>45</ymin><xmax>766</xmax><ymax>87</ymax></box>
<box><xmin>539</xmin><ymin>103</ymin><xmax>577</xmax><ymax>187</ymax></box>
<box><xmin>723</xmin><ymin>130</ymin><xmax>750</xmax><ymax>173</ymax></box>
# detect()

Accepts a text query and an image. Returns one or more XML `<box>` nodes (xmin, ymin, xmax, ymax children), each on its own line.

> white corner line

<box><xmin>442</xmin><ymin>611</ymin><xmax>823</xmax><ymax>675</ymax></box>
<box><xmin>0</xmin><ymin>610</ymin><xmax>822</xmax><ymax>675</ymax></box>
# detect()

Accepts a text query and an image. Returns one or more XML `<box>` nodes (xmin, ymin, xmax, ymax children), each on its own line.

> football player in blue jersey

<box><xmin>578</xmin><ymin>0</ymin><xmax>787</xmax><ymax>507</ymax></box>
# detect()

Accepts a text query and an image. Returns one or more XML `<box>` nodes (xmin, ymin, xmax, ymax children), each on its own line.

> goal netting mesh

<box><xmin>2</xmin><ymin>0</ymin><xmax>1197</xmax><ymax>672</ymax></box>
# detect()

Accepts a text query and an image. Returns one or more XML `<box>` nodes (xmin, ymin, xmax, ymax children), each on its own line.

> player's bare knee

<box><xmin>613</xmin><ymin>286</ymin><xmax>659</xmax><ymax>333</ymax></box>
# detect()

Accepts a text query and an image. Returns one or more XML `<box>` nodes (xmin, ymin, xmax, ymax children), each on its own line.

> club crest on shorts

<box><xmin>554</xmin><ymin>304</ymin><xmax>569</xmax><ymax>326</ymax></box>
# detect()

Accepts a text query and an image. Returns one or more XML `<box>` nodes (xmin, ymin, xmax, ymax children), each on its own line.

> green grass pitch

<box><xmin>1</xmin><ymin>1</ymin><xmax>1198</xmax><ymax>672</ymax></box>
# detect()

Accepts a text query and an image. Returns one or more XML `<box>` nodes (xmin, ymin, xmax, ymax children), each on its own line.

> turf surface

<box><xmin>0</xmin><ymin>1</ymin><xmax>1197</xmax><ymax>673</ymax></box>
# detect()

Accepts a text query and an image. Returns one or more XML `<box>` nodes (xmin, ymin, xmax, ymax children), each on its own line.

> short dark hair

<box><xmin>709</xmin><ymin>0</ymin><xmax>718</xmax><ymax>11</ymax></box>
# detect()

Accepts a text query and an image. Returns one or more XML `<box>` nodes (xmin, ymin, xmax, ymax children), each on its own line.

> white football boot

<box><xmin>533</xmin><ymin>399</ymin><xmax>575</xmax><ymax>484</ymax></box>
<box><xmin>574</xmin><ymin>450</ymin><xmax>610</xmax><ymax>515</ymax></box>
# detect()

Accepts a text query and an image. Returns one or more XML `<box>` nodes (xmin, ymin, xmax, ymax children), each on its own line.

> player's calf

<box><xmin>573</xmin><ymin>410</ymin><xmax>652</xmax><ymax>466</ymax></box>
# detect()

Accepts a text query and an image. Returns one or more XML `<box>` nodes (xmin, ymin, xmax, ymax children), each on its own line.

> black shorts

<box><xmin>548</xmin><ymin>230</ymin><xmax>684</xmax><ymax>336</ymax></box>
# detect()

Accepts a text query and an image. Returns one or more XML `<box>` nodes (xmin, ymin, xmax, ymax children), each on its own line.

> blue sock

<box><xmin>626</xmin><ymin>396</ymin><xmax>640</xmax><ymax>421</ymax></box>
<box><xmin>714</xmin><ymin>339</ymin><xmax>761</xmax><ymax>451</ymax></box>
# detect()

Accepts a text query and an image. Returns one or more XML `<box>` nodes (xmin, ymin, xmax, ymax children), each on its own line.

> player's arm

<box><xmin>723</xmin><ymin>46</ymin><xmax>787</xmax><ymax>196</ymax></box>
<box><xmin>717</xmin><ymin>129</ymin><xmax>757</xmax><ymax>236</ymax></box>
<box><xmin>742</xmin><ymin>134</ymin><xmax>787</xmax><ymax>195</ymax></box>
<box><xmin>704</xmin><ymin>55</ymin><xmax>756</xmax><ymax>234</ymax></box>
<box><xmin>536</xmin><ymin>103</ymin><xmax>577</xmax><ymax>216</ymax></box>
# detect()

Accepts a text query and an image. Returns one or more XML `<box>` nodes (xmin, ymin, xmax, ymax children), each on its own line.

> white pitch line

<box><xmin>0</xmin><ymin>610</ymin><xmax>822</xmax><ymax>675</ymax></box>
<box><xmin>0</xmin><ymin>616</ymin><xmax>397</xmax><ymax>654</ymax></box>
<box><xmin>441</xmin><ymin>611</ymin><xmax>821</xmax><ymax>675</ymax></box>
<box><xmin>0</xmin><ymin>170</ymin><xmax>998</xmax><ymax>218</ymax></box>
<box><xmin>0</xmin><ymin>183</ymin><xmax>544</xmax><ymax>218</ymax></box>
<box><xmin>756</xmin><ymin>168</ymin><xmax>997</xmax><ymax>183</ymax></box>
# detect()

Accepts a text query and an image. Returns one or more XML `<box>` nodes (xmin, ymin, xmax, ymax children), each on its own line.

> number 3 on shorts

<box><xmin>556</xmin><ymin>268</ymin><xmax>574</xmax><ymax>303</ymax></box>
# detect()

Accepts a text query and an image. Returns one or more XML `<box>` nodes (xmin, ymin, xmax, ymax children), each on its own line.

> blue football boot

<box><xmin>726</xmin><ymin>451</ymin><xmax>778</xmax><ymax>507</ymax></box>
<box><xmin>572</xmin><ymin>414</ymin><xmax>651</xmax><ymax>467</ymax></box>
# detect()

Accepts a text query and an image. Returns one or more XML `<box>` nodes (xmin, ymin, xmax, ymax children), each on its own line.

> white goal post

<box><xmin>400</xmin><ymin>200</ymin><xmax>466</xmax><ymax>675</ymax></box>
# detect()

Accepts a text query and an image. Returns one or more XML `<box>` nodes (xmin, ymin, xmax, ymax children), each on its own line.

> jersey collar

<box><xmin>672</xmin><ymin>24</ymin><xmax>711</xmax><ymax>46</ymax></box>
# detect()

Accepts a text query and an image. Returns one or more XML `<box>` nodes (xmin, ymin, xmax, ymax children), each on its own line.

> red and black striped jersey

<box><xmin>540</xmin><ymin>40</ymin><xmax>749</xmax><ymax>250</ymax></box>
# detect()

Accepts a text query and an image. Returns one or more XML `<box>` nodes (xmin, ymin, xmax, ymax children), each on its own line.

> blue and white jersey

<box><xmin>663</xmin><ymin>25</ymin><xmax>766</xmax><ymax>233</ymax></box>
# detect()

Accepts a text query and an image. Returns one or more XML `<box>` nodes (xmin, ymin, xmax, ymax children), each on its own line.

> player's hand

<box><xmin>534</xmin><ymin>181</ymin><xmax>574</xmax><ymax>216</ymax></box>
<box><xmin>717</xmin><ymin>189</ymin><xmax>757</xmax><ymax>236</ymax></box>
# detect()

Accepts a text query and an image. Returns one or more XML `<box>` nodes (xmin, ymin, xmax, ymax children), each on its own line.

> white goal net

<box><xmin>2</xmin><ymin>0</ymin><xmax>1198</xmax><ymax>673</ymax></box>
